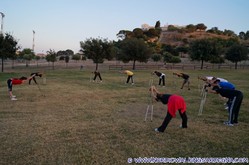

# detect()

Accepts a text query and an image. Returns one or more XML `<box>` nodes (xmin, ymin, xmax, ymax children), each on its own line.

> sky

<box><xmin>1</xmin><ymin>0</ymin><xmax>249</xmax><ymax>54</ymax></box>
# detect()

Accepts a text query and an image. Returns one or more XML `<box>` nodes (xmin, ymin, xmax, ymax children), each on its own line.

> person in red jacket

<box><xmin>7</xmin><ymin>75</ymin><xmax>35</xmax><ymax>100</ymax></box>
<box><xmin>150</xmin><ymin>85</ymin><xmax>188</xmax><ymax>132</ymax></box>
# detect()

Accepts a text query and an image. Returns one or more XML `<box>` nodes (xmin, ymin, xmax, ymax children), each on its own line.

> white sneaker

<box><xmin>12</xmin><ymin>95</ymin><xmax>16</xmax><ymax>98</ymax></box>
<box><xmin>11</xmin><ymin>97</ymin><xmax>17</xmax><ymax>101</ymax></box>
<box><xmin>224</xmin><ymin>121</ymin><xmax>233</xmax><ymax>126</ymax></box>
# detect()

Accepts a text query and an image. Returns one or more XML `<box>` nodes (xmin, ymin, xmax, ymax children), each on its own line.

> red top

<box><xmin>12</xmin><ymin>79</ymin><xmax>23</xmax><ymax>85</ymax></box>
<box><xmin>167</xmin><ymin>95</ymin><xmax>186</xmax><ymax>117</ymax></box>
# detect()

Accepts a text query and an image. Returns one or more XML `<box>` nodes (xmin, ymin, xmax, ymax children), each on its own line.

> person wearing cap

<box><xmin>153</xmin><ymin>71</ymin><xmax>166</xmax><ymax>87</ymax></box>
<box><xmin>150</xmin><ymin>85</ymin><xmax>188</xmax><ymax>133</ymax></box>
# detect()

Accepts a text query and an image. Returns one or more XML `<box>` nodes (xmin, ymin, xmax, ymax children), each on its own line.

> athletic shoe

<box><xmin>224</xmin><ymin>121</ymin><xmax>234</xmax><ymax>126</ymax></box>
<box><xmin>11</xmin><ymin>97</ymin><xmax>17</xmax><ymax>101</ymax></box>
<box><xmin>179</xmin><ymin>124</ymin><xmax>187</xmax><ymax>128</ymax></box>
<box><xmin>155</xmin><ymin>128</ymin><xmax>160</xmax><ymax>132</ymax></box>
<box><xmin>12</xmin><ymin>95</ymin><xmax>16</xmax><ymax>98</ymax></box>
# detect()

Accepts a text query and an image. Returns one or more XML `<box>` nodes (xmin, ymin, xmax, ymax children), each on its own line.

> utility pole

<box><xmin>0</xmin><ymin>12</ymin><xmax>5</xmax><ymax>72</ymax></box>
<box><xmin>0</xmin><ymin>12</ymin><xmax>4</xmax><ymax>35</ymax></box>
<box><xmin>32</xmin><ymin>30</ymin><xmax>35</xmax><ymax>53</ymax></box>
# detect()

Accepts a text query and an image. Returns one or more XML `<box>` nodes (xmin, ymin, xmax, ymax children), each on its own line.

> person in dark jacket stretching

<box><xmin>150</xmin><ymin>86</ymin><xmax>188</xmax><ymax>133</ymax></box>
<box><xmin>208</xmin><ymin>84</ymin><xmax>243</xmax><ymax>126</ymax></box>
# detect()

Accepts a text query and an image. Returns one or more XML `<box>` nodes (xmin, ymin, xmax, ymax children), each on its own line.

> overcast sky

<box><xmin>1</xmin><ymin>0</ymin><xmax>249</xmax><ymax>54</ymax></box>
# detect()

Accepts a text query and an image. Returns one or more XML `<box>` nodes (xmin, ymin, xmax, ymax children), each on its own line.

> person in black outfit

<box><xmin>154</xmin><ymin>71</ymin><xmax>166</xmax><ymax>87</ymax></box>
<box><xmin>208</xmin><ymin>84</ymin><xmax>243</xmax><ymax>126</ymax></box>
<box><xmin>93</xmin><ymin>70</ymin><xmax>102</xmax><ymax>82</ymax></box>
<box><xmin>173</xmin><ymin>72</ymin><xmax>190</xmax><ymax>90</ymax></box>
<box><xmin>29</xmin><ymin>72</ymin><xmax>43</xmax><ymax>85</ymax></box>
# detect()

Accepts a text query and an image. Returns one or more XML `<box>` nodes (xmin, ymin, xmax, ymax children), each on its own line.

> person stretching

<box><xmin>154</xmin><ymin>71</ymin><xmax>166</xmax><ymax>87</ymax></box>
<box><xmin>29</xmin><ymin>72</ymin><xmax>43</xmax><ymax>85</ymax></box>
<box><xmin>173</xmin><ymin>72</ymin><xmax>190</xmax><ymax>90</ymax></box>
<box><xmin>93</xmin><ymin>70</ymin><xmax>102</xmax><ymax>82</ymax></box>
<box><xmin>150</xmin><ymin>86</ymin><xmax>188</xmax><ymax>133</ymax></box>
<box><xmin>208</xmin><ymin>84</ymin><xmax>243</xmax><ymax>126</ymax></box>
<box><xmin>7</xmin><ymin>75</ymin><xmax>36</xmax><ymax>100</ymax></box>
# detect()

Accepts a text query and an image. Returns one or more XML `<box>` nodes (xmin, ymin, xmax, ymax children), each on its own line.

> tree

<box><xmin>189</xmin><ymin>39</ymin><xmax>222</xmax><ymax>69</ymax></box>
<box><xmin>80</xmin><ymin>38</ymin><xmax>113</xmax><ymax>70</ymax></box>
<box><xmin>196</xmin><ymin>23</ymin><xmax>207</xmax><ymax>31</ymax></box>
<box><xmin>155</xmin><ymin>21</ymin><xmax>160</xmax><ymax>28</ymax></box>
<box><xmin>163</xmin><ymin>52</ymin><xmax>181</xmax><ymax>64</ymax></box>
<box><xmin>239</xmin><ymin>31</ymin><xmax>246</xmax><ymax>40</ymax></box>
<box><xmin>185</xmin><ymin>24</ymin><xmax>196</xmax><ymax>33</ymax></box>
<box><xmin>0</xmin><ymin>33</ymin><xmax>19</xmax><ymax>72</ymax></box>
<box><xmin>46</xmin><ymin>49</ymin><xmax>57</xmax><ymax>70</ymax></box>
<box><xmin>225</xmin><ymin>44</ymin><xmax>248</xmax><ymax>69</ymax></box>
<box><xmin>20</xmin><ymin>48</ymin><xmax>34</xmax><ymax>67</ymax></box>
<box><xmin>133</xmin><ymin>28</ymin><xmax>144</xmax><ymax>39</ymax></box>
<box><xmin>118</xmin><ymin>38</ymin><xmax>152</xmax><ymax>70</ymax></box>
<box><xmin>151</xmin><ymin>54</ymin><xmax>162</xmax><ymax>63</ymax></box>
<box><xmin>72</xmin><ymin>54</ymin><xmax>81</xmax><ymax>62</ymax></box>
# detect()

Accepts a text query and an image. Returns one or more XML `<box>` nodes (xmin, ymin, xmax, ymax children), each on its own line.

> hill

<box><xmin>159</xmin><ymin>30</ymin><xmax>232</xmax><ymax>46</ymax></box>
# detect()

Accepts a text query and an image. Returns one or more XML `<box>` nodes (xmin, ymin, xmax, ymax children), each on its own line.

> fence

<box><xmin>109</xmin><ymin>64</ymin><xmax>249</xmax><ymax>70</ymax></box>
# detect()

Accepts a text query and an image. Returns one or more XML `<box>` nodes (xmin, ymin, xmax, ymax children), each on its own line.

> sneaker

<box><xmin>179</xmin><ymin>124</ymin><xmax>187</xmax><ymax>128</ymax></box>
<box><xmin>11</xmin><ymin>97</ymin><xmax>17</xmax><ymax>101</ymax></box>
<box><xmin>154</xmin><ymin>128</ymin><xmax>161</xmax><ymax>133</ymax></box>
<box><xmin>12</xmin><ymin>95</ymin><xmax>16</xmax><ymax>98</ymax></box>
<box><xmin>224</xmin><ymin>121</ymin><xmax>233</xmax><ymax>126</ymax></box>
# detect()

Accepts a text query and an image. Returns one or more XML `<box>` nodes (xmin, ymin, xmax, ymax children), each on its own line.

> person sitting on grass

<box><xmin>29</xmin><ymin>72</ymin><xmax>43</xmax><ymax>85</ymax></box>
<box><xmin>173</xmin><ymin>72</ymin><xmax>190</xmax><ymax>90</ymax></box>
<box><xmin>7</xmin><ymin>75</ymin><xmax>36</xmax><ymax>101</ymax></box>
<box><xmin>153</xmin><ymin>71</ymin><xmax>166</xmax><ymax>87</ymax></box>
<box><xmin>150</xmin><ymin>85</ymin><xmax>188</xmax><ymax>133</ymax></box>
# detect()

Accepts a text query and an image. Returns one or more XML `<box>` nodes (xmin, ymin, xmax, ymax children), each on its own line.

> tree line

<box><xmin>1</xmin><ymin>21</ymin><xmax>249</xmax><ymax>71</ymax></box>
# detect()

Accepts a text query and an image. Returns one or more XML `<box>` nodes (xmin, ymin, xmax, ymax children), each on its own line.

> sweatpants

<box><xmin>228</xmin><ymin>91</ymin><xmax>243</xmax><ymax>124</ymax></box>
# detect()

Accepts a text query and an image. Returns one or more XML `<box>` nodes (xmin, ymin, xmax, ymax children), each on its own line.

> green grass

<box><xmin>0</xmin><ymin>68</ymin><xmax>249</xmax><ymax>164</ymax></box>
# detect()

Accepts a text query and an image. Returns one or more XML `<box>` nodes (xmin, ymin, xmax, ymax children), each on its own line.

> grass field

<box><xmin>0</xmin><ymin>67</ymin><xmax>249</xmax><ymax>164</ymax></box>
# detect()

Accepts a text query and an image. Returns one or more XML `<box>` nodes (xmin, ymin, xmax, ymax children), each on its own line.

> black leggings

<box><xmin>158</xmin><ymin>110</ymin><xmax>187</xmax><ymax>132</ymax></box>
<box><xmin>126</xmin><ymin>75</ymin><xmax>133</xmax><ymax>83</ymax></box>
<box><xmin>93</xmin><ymin>74</ymin><xmax>102</xmax><ymax>81</ymax></box>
